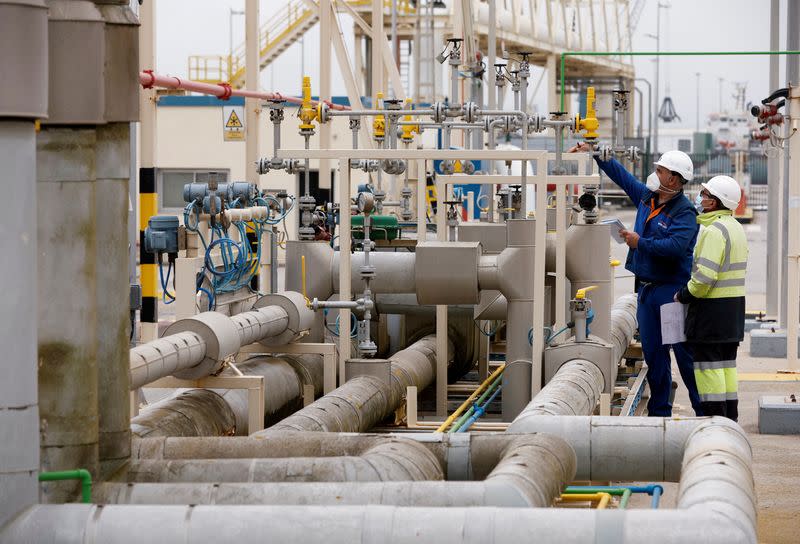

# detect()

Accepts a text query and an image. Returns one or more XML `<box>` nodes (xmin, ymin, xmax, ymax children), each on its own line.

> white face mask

<box><xmin>646</xmin><ymin>172</ymin><xmax>661</xmax><ymax>192</ymax></box>
<box><xmin>694</xmin><ymin>193</ymin><xmax>705</xmax><ymax>213</ymax></box>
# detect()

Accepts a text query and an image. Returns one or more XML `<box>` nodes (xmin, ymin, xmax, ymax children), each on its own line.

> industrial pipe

<box><xmin>257</xmin><ymin>335</ymin><xmax>449</xmax><ymax>433</ymax></box>
<box><xmin>6</xmin><ymin>419</ymin><xmax>756</xmax><ymax>543</ymax></box>
<box><xmin>126</xmin><ymin>438</ymin><xmax>443</xmax><ymax>484</ymax></box>
<box><xmin>131</xmin><ymin>353</ymin><xmax>323</xmax><ymax>438</ymax></box>
<box><xmin>96</xmin><ymin>434</ymin><xmax>574</xmax><ymax>508</ymax></box>
<box><xmin>139</xmin><ymin>71</ymin><xmax>350</xmax><ymax>111</ymax></box>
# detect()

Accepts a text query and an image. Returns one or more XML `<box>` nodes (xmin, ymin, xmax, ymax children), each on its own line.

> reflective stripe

<box><xmin>727</xmin><ymin>261</ymin><xmax>747</xmax><ymax>271</ymax></box>
<box><xmin>692</xmin><ymin>270</ymin><xmax>717</xmax><ymax>286</ymax></box>
<box><xmin>695</xmin><ymin>256</ymin><xmax>722</xmax><ymax>272</ymax></box>
<box><xmin>725</xmin><ymin>392</ymin><xmax>739</xmax><ymax>401</ymax></box>
<box><xmin>715</xmin><ymin>278</ymin><xmax>746</xmax><ymax>288</ymax></box>
<box><xmin>699</xmin><ymin>393</ymin><xmax>729</xmax><ymax>402</ymax></box>
<box><xmin>711</xmin><ymin>221</ymin><xmax>732</xmax><ymax>271</ymax></box>
<box><xmin>694</xmin><ymin>359</ymin><xmax>737</xmax><ymax>371</ymax></box>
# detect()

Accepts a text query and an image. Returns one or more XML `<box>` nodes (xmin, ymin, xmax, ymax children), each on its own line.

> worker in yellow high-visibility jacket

<box><xmin>675</xmin><ymin>175</ymin><xmax>748</xmax><ymax>421</ymax></box>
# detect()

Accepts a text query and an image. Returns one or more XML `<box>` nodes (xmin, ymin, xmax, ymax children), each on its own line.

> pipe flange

<box><xmin>254</xmin><ymin>291</ymin><xmax>314</xmax><ymax>347</ymax></box>
<box><xmin>165</xmin><ymin>312</ymin><xmax>241</xmax><ymax>379</ymax></box>
<box><xmin>298</xmin><ymin>195</ymin><xmax>316</xmax><ymax>211</ymax></box>
<box><xmin>432</xmin><ymin>102</ymin><xmax>447</xmax><ymax>123</ymax></box>
<box><xmin>256</xmin><ymin>158</ymin><xmax>271</xmax><ymax>175</ymax></box>
<box><xmin>464</xmin><ymin>101</ymin><xmax>479</xmax><ymax>123</ymax></box>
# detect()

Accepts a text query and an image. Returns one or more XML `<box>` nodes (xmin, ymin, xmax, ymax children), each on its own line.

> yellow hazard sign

<box><xmin>222</xmin><ymin>105</ymin><xmax>245</xmax><ymax>141</ymax></box>
<box><xmin>225</xmin><ymin>109</ymin><xmax>243</xmax><ymax>128</ymax></box>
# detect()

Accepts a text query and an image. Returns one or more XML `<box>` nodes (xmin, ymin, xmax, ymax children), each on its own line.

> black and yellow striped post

<box><xmin>138</xmin><ymin>167</ymin><xmax>158</xmax><ymax>341</ymax></box>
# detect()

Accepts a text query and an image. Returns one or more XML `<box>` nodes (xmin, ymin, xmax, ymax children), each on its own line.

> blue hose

<box><xmin>456</xmin><ymin>385</ymin><xmax>503</xmax><ymax>433</ymax></box>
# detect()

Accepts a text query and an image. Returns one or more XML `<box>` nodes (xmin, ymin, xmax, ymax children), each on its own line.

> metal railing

<box><xmin>187</xmin><ymin>0</ymin><xmax>415</xmax><ymax>87</ymax></box>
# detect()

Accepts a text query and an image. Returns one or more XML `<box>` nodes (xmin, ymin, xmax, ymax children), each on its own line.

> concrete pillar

<box><xmin>0</xmin><ymin>0</ymin><xmax>47</xmax><ymax>526</ymax></box>
<box><xmin>37</xmin><ymin>128</ymin><xmax>100</xmax><ymax>502</ymax></box>
<box><xmin>95</xmin><ymin>124</ymin><xmax>132</xmax><ymax>477</ymax></box>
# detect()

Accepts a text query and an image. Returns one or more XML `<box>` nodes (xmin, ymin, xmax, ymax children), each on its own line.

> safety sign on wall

<box><xmin>223</xmin><ymin>105</ymin><xmax>245</xmax><ymax>141</ymax></box>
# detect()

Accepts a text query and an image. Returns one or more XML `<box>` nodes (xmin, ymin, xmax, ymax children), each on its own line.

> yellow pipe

<box><xmin>559</xmin><ymin>492</ymin><xmax>612</xmax><ymax>509</ymax></box>
<box><xmin>435</xmin><ymin>363</ymin><xmax>505</xmax><ymax>433</ymax></box>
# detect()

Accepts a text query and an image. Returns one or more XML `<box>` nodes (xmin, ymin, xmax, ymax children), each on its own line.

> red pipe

<box><xmin>139</xmin><ymin>70</ymin><xmax>350</xmax><ymax>111</ymax></box>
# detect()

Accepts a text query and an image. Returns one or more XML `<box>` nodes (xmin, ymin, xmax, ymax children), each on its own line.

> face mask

<box><xmin>694</xmin><ymin>193</ymin><xmax>705</xmax><ymax>213</ymax></box>
<box><xmin>646</xmin><ymin>172</ymin><xmax>661</xmax><ymax>192</ymax></box>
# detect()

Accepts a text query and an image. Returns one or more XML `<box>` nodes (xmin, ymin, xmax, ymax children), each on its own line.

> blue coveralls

<box><xmin>596</xmin><ymin>158</ymin><xmax>703</xmax><ymax>416</ymax></box>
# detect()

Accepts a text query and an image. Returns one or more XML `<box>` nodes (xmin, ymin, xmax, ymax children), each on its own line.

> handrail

<box><xmin>188</xmin><ymin>0</ymin><xmax>415</xmax><ymax>86</ymax></box>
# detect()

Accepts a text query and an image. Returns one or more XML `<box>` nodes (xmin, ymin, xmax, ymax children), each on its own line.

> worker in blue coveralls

<box><xmin>570</xmin><ymin>143</ymin><xmax>703</xmax><ymax>417</ymax></box>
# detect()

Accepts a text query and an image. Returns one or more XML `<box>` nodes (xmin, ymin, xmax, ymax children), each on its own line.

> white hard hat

<box><xmin>654</xmin><ymin>150</ymin><xmax>694</xmax><ymax>182</ymax></box>
<box><xmin>701</xmin><ymin>175</ymin><xmax>742</xmax><ymax>211</ymax></box>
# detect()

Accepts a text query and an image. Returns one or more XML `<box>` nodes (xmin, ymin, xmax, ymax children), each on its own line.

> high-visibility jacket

<box><xmin>677</xmin><ymin>209</ymin><xmax>749</xmax><ymax>404</ymax></box>
<box><xmin>687</xmin><ymin>210</ymin><xmax>748</xmax><ymax>299</ymax></box>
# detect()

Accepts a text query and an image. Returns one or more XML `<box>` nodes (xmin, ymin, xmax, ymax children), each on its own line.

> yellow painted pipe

<box><xmin>559</xmin><ymin>492</ymin><xmax>612</xmax><ymax>509</ymax></box>
<box><xmin>435</xmin><ymin>363</ymin><xmax>505</xmax><ymax>433</ymax></box>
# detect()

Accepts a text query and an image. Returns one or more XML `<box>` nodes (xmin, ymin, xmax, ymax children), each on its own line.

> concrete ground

<box><xmin>610</xmin><ymin>208</ymin><xmax>800</xmax><ymax>543</ymax></box>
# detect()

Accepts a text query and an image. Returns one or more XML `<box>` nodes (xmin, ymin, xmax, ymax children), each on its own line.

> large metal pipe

<box><xmin>258</xmin><ymin>335</ymin><xmax>449</xmax><ymax>433</ymax></box>
<box><xmin>127</xmin><ymin>438</ymin><xmax>443</xmax><ymax>483</ymax></box>
<box><xmin>3</xmin><ymin>419</ymin><xmax>755</xmax><ymax>543</ymax></box>
<box><xmin>496</xmin><ymin>220</ymin><xmax>536</xmax><ymax>420</ymax></box>
<box><xmin>129</xmin><ymin>301</ymin><xmax>300</xmax><ymax>390</ymax></box>
<box><xmin>518</xmin><ymin>360</ymin><xmax>604</xmax><ymax>417</ymax></box>
<box><xmin>513</xmin><ymin>294</ymin><xmax>637</xmax><ymax>418</ymax></box>
<box><xmin>131</xmin><ymin>354</ymin><xmax>324</xmax><ymax>438</ymax></box>
<box><xmin>96</xmin><ymin>435</ymin><xmax>575</xmax><ymax>508</ymax></box>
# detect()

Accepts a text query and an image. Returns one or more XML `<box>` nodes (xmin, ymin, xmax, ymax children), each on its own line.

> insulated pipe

<box><xmin>332</xmin><ymin>251</ymin><xmax>417</xmax><ymax>295</ymax></box>
<box><xmin>496</xmin><ymin>220</ymin><xmax>536</xmax><ymax>420</ymax></box>
<box><xmin>131</xmin><ymin>389</ymin><xmax>237</xmax><ymax>439</ymax></box>
<box><xmin>127</xmin><ymin>438</ymin><xmax>443</xmax><ymax>483</ymax></box>
<box><xmin>129</xmin><ymin>332</ymin><xmax>207</xmax><ymax>390</ymax></box>
<box><xmin>129</xmin><ymin>299</ymin><xmax>300</xmax><ymax>390</ymax></box>
<box><xmin>258</xmin><ymin>335</ymin><xmax>449</xmax><ymax>433</ymax></box>
<box><xmin>229</xmin><ymin>306</ymin><xmax>290</xmax><ymax>347</ymax></box>
<box><xmin>96</xmin><ymin>434</ymin><xmax>575</xmax><ymax>508</ymax></box>
<box><xmin>512</xmin><ymin>294</ymin><xmax>636</xmax><ymax>418</ymax></box>
<box><xmin>130</xmin><ymin>354</ymin><xmax>324</xmax><ymax>438</ymax></box>
<box><xmin>517</xmin><ymin>360</ymin><xmax>604</xmax><ymax>417</ymax></box>
<box><xmin>139</xmin><ymin>71</ymin><xmax>351</xmax><ymax>111</ymax></box>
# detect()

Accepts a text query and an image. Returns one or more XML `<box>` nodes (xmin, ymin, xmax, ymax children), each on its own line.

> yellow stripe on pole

<box><xmin>140</xmin><ymin>263</ymin><xmax>159</xmax><ymax>297</ymax></box>
<box><xmin>139</xmin><ymin>193</ymin><xmax>158</xmax><ymax>231</ymax></box>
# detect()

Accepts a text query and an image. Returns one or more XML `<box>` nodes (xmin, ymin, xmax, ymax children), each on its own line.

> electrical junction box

<box><xmin>144</xmin><ymin>215</ymin><xmax>180</xmax><ymax>254</ymax></box>
<box><xmin>544</xmin><ymin>337</ymin><xmax>615</xmax><ymax>394</ymax></box>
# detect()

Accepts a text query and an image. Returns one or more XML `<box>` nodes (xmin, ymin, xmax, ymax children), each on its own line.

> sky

<box><xmin>154</xmin><ymin>0</ymin><xmax>793</xmax><ymax>131</ymax></box>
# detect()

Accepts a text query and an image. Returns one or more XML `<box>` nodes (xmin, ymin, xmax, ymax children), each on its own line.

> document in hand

<box><xmin>660</xmin><ymin>302</ymin><xmax>687</xmax><ymax>345</ymax></box>
<box><xmin>600</xmin><ymin>218</ymin><xmax>628</xmax><ymax>244</ymax></box>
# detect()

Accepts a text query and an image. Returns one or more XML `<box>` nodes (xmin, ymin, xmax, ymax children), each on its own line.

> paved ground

<box><xmin>609</xmin><ymin>208</ymin><xmax>800</xmax><ymax>543</ymax></box>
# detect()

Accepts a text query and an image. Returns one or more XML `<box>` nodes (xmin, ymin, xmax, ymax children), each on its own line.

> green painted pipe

<box><xmin>560</xmin><ymin>50</ymin><xmax>800</xmax><ymax>112</ymax></box>
<box><xmin>38</xmin><ymin>470</ymin><xmax>92</xmax><ymax>503</ymax></box>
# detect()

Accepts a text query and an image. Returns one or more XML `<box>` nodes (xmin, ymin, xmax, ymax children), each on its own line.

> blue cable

<box><xmin>158</xmin><ymin>259</ymin><xmax>175</xmax><ymax>304</ymax></box>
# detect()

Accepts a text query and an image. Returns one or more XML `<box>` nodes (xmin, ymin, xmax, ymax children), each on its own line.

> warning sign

<box><xmin>222</xmin><ymin>105</ymin><xmax>245</xmax><ymax>141</ymax></box>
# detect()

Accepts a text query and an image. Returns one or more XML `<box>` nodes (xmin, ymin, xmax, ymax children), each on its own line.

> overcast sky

<box><xmin>155</xmin><ymin>0</ymin><xmax>793</xmax><ymax>131</ymax></box>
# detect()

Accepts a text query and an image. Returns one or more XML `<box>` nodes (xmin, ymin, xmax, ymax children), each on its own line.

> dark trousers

<box><xmin>688</xmin><ymin>342</ymin><xmax>739</xmax><ymax>422</ymax></box>
<box><xmin>638</xmin><ymin>283</ymin><xmax>703</xmax><ymax>417</ymax></box>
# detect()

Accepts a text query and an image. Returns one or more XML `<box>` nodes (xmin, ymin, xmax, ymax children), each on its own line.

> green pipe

<box><xmin>449</xmin><ymin>371</ymin><xmax>503</xmax><ymax>433</ymax></box>
<box><xmin>38</xmin><ymin>470</ymin><xmax>92</xmax><ymax>503</ymax></box>
<box><xmin>560</xmin><ymin>50</ymin><xmax>800</xmax><ymax>112</ymax></box>
<box><xmin>619</xmin><ymin>488</ymin><xmax>632</xmax><ymax>509</ymax></box>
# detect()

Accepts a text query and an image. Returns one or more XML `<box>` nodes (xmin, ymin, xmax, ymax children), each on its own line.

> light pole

<box><xmin>695</xmin><ymin>72</ymin><xmax>700</xmax><ymax>132</ymax></box>
<box><xmin>229</xmin><ymin>8</ymin><xmax>245</xmax><ymax>81</ymax></box>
